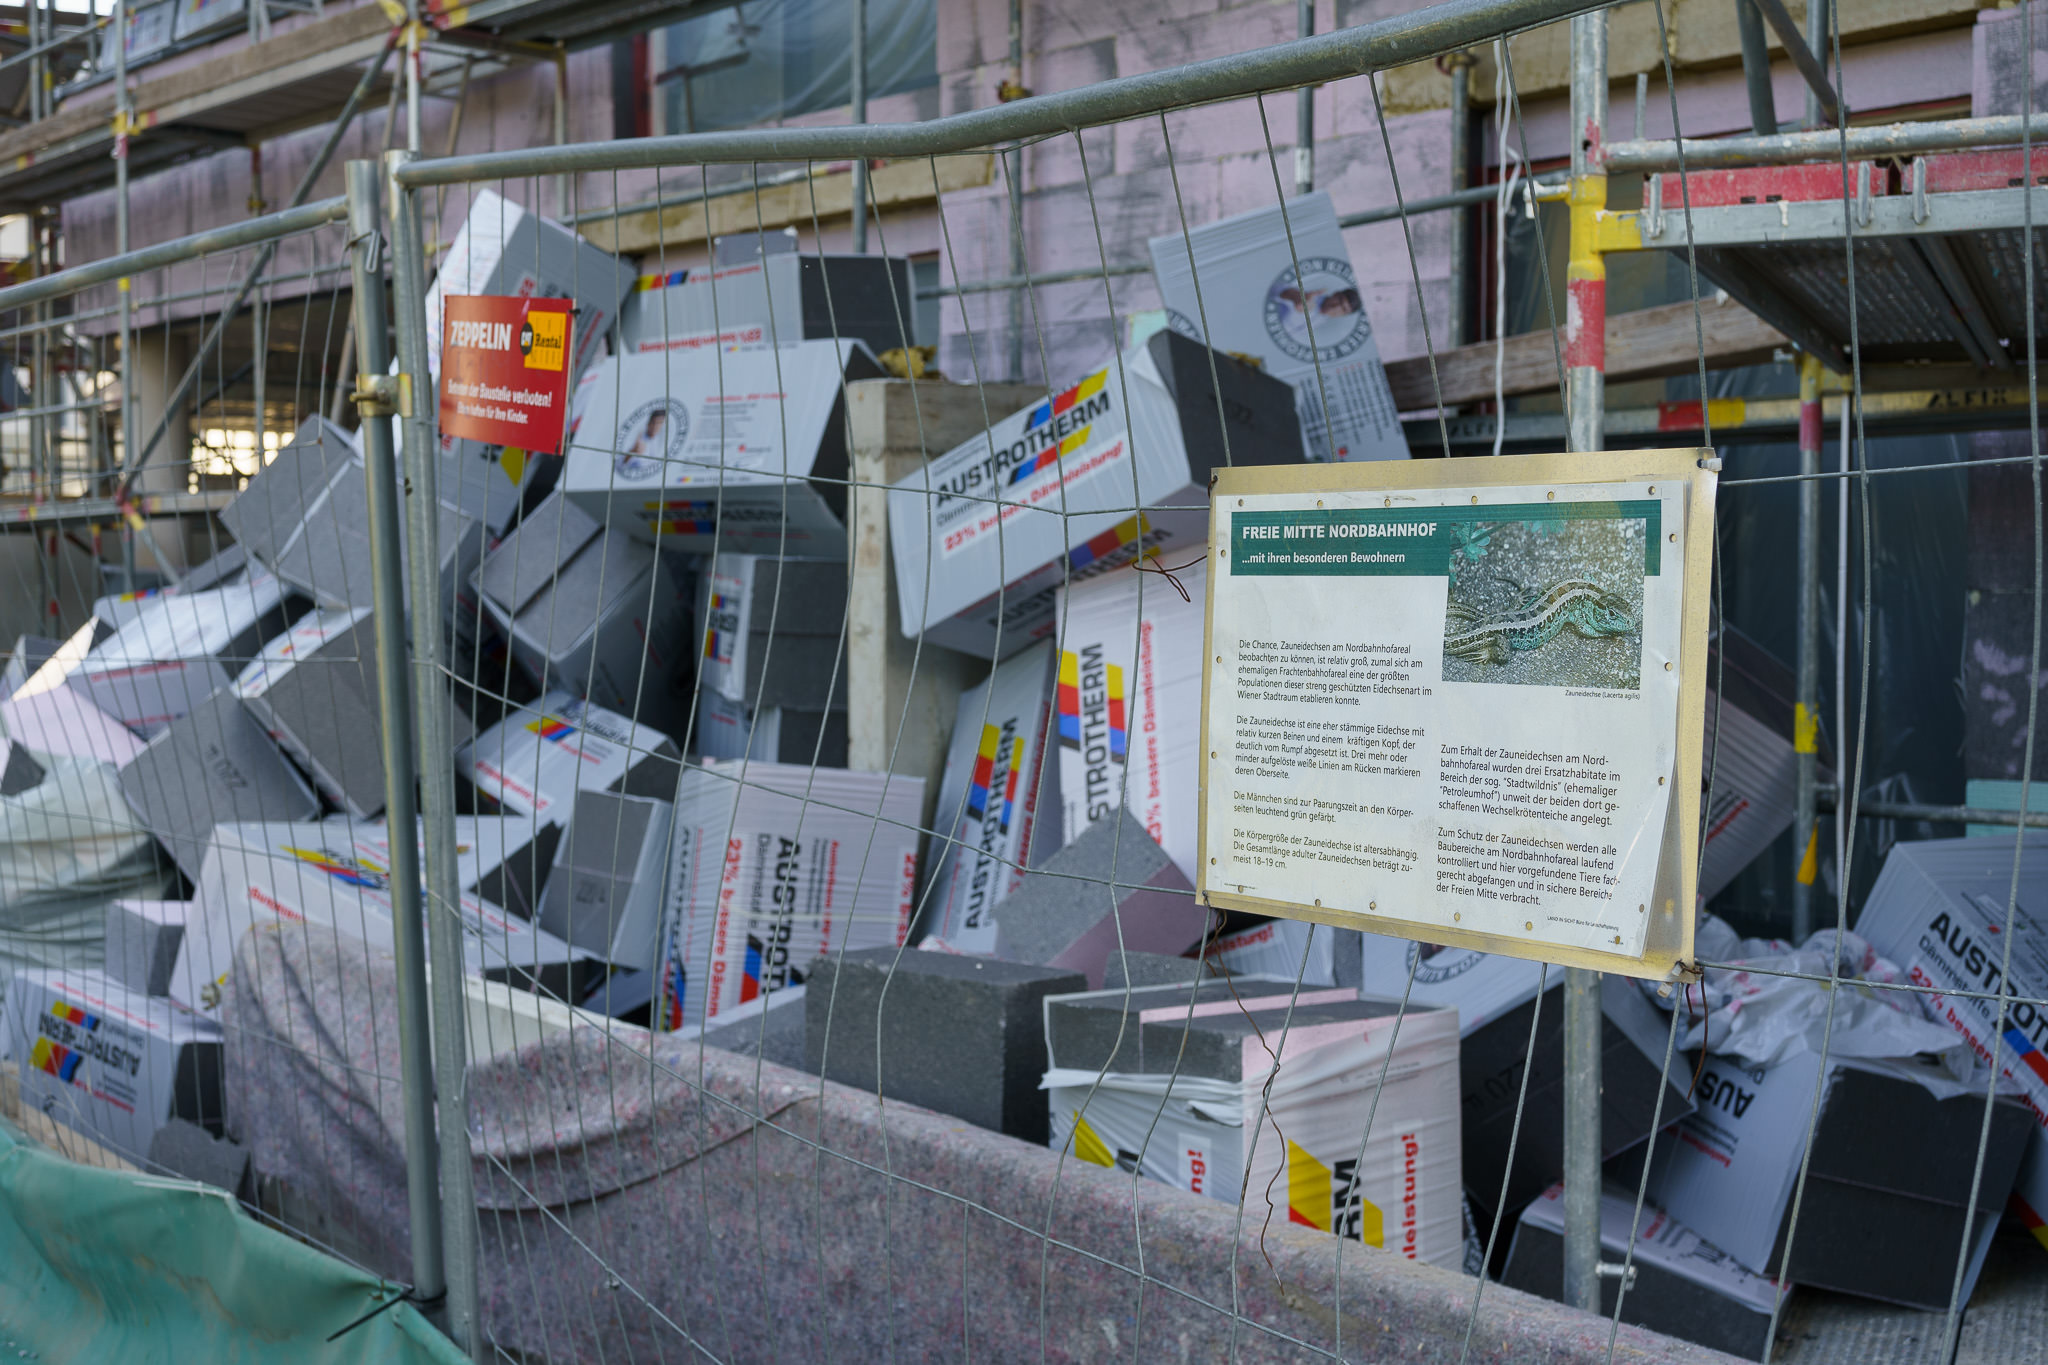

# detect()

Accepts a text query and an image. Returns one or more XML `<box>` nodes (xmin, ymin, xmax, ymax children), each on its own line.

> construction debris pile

<box><xmin>0</xmin><ymin>192</ymin><xmax>2040</xmax><ymax>1364</ymax></box>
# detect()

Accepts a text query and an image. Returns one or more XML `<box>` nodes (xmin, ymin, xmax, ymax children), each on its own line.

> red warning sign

<box><xmin>437</xmin><ymin>295</ymin><xmax>575</xmax><ymax>451</ymax></box>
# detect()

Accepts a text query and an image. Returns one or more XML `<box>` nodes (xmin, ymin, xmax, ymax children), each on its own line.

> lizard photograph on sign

<box><xmin>1198</xmin><ymin>449</ymin><xmax>1716</xmax><ymax>981</ymax></box>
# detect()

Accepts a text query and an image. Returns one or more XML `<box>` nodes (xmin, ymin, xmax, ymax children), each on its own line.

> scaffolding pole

<box><xmin>1563</xmin><ymin>5</ymin><xmax>1607</xmax><ymax>1319</ymax></box>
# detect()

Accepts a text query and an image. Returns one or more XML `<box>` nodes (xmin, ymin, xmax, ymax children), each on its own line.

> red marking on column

<box><xmin>1566</xmin><ymin>277</ymin><xmax>1605</xmax><ymax>370</ymax></box>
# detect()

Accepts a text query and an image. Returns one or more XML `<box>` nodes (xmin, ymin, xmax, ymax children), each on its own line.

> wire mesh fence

<box><xmin>5</xmin><ymin>0</ymin><xmax>2048</xmax><ymax>1361</ymax></box>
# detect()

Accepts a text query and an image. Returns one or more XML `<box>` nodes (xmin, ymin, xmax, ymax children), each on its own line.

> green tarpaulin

<box><xmin>0</xmin><ymin>1122</ymin><xmax>465</xmax><ymax>1364</ymax></box>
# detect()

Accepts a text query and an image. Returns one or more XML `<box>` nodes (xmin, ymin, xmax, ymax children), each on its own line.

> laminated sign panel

<box><xmin>1198</xmin><ymin>450</ymin><xmax>1716</xmax><ymax>980</ymax></box>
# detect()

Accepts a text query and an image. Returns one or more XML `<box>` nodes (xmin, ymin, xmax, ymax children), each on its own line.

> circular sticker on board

<box><xmin>1263</xmin><ymin>258</ymin><xmax>1371</xmax><ymax>364</ymax></box>
<box><xmin>1407</xmin><ymin>940</ymin><xmax>1488</xmax><ymax>987</ymax></box>
<box><xmin>1165</xmin><ymin>308</ymin><xmax>1207</xmax><ymax>344</ymax></box>
<box><xmin>613</xmin><ymin>399</ymin><xmax>689</xmax><ymax>478</ymax></box>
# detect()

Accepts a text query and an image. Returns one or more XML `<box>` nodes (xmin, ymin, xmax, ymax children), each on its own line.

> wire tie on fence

<box><xmin>325</xmin><ymin>1284</ymin><xmax>424</xmax><ymax>1342</ymax></box>
<box><xmin>1128</xmin><ymin>551</ymin><xmax>1207</xmax><ymax>603</ymax></box>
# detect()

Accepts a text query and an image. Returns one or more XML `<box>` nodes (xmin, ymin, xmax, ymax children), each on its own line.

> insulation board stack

<box><xmin>56</xmin><ymin>573</ymin><xmax>293</xmax><ymax>738</ymax></box>
<box><xmin>619</xmin><ymin>252</ymin><xmax>913</xmax><ymax>359</ymax></box>
<box><xmin>562</xmin><ymin>339</ymin><xmax>883</xmax><ymax>558</ymax></box>
<box><xmin>1043</xmin><ymin>983</ymin><xmax>1462</xmax><ymax>1267</ymax></box>
<box><xmin>693</xmin><ymin>553</ymin><xmax>848</xmax><ymax>765</ymax></box>
<box><xmin>234</xmin><ymin>607</ymin><xmax>476</xmax><ymax>822</ymax></box>
<box><xmin>424</xmin><ymin>188</ymin><xmax>636</xmax><ymax>535</ymax></box>
<box><xmin>656</xmin><ymin>761</ymin><xmax>924</xmax><ymax>1029</ymax></box>
<box><xmin>1052</xmin><ymin>558</ymin><xmax>1206</xmax><ymax>883</ymax></box>
<box><xmin>116</xmin><ymin>687</ymin><xmax>321</xmax><ymax>883</ymax></box>
<box><xmin>1853</xmin><ymin>833</ymin><xmax>2048</xmax><ymax>1259</ymax></box>
<box><xmin>6</xmin><ymin>966</ymin><xmax>224</xmax><ymax>1163</ymax></box>
<box><xmin>170</xmin><ymin>820</ymin><xmax>579</xmax><ymax>1011</ymax></box>
<box><xmin>1355</xmin><ymin>934</ymin><xmax>1694</xmax><ymax>1224</ymax></box>
<box><xmin>922</xmin><ymin>642</ymin><xmax>1058</xmax><ymax>952</ymax></box>
<box><xmin>889</xmin><ymin>330</ymin><xmax>1301</xmax><ymax>658</ymax></box>
<box><xmin>470</xmin><ymin>493</ymin><xmax>692</xmax><ymax>731</ymax></box>
<box><xmin>1148</xmin><ymin>191</ymin><xmax>1409</xmax><ymax>464</ymax></box>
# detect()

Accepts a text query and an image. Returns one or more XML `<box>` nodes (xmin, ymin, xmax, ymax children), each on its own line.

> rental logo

<box><xmin>282</xmin><ymin>845</ymin><xmax>388</xmax><ymax>892</ymax></box>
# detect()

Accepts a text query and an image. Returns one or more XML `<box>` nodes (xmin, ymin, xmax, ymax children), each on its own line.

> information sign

<box><xmin>438</xmin><ymin>295</ymin><xmax>575</xmax><ymax>451</ymax></box>
<box><xmin>1198</xmin><ymin>450</ymin><xmax>1716</xmax><ymax>980</ymax></box>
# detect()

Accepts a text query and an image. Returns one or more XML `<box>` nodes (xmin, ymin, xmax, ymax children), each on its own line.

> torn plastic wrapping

<box><xmin>0</xmin><ymin>755</ymin><xmax>168</xmax><ymax>989</ymax></box>
<box><xmin>1651</xmin><ymin>915</ymin><xmax>2006</xmax><ymax>1100</ymax></box>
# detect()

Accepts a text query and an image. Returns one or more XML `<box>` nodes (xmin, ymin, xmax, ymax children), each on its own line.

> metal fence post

<box><xmin>1563</xmin><ymin>6</ymin><xmax>1608</xmax><ymax>1317</ymax></box>
<box><xmin>1793</xmin><ymin>351</ymin><xmax>1823</xmax><ymax>941</ymax></box>
<box><xmin>342</xmin><ymin>156</ymin><xmax>449</xmax><ymax>1323</ymax></box>
<box><xmin>384</xmin><ymin>146</ymin><xmax>484</xmax><ymax>1362</ymax></box>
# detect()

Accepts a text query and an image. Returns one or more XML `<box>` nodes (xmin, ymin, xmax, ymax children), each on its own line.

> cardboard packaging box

<box><xmin>1852</xmin><ymin>833</ymin><xmax>2048</xmax><ymax>1257</ymax></box>
<box><xmin>459</xmin><ymin>690</ymin><xmax>683</xmax><ymax>824</ymax></box>
<box><xmin>922</xmin><ymin>642</ymin><xmax>1058</xmax><ymax>952</ymax></box>
<box><xmin>1355</xmin><ymin>934</ymin><xmax>1695</xmax><ymax>1224</ymax></box>
<box><xmin>169</xmin><ymin>820</ymin><xmax>581</xmax><ymax>1012</ymax></box>
<box><xmin>1648</xmin><ymin>1048</ymin><xmax>2032</xmax><ymax>1308</ymax></box>
<box><xmin>62</xmin><ymin>572</ymin><xmax>293</xmax><ymax>738</ymax></box>
<box><xmin>693</xmin><ymin>691</ymin><xmax>848</xmax><ymax>767</ymax></box>
<box><xmin>425</xmin><ymin>188</ymin><xmax>635</xmax><ymax>536</ymax></box>
<box><xmin>537</xmin><ymin>789</ymin><xmax>674</xmax><ymax>969</ymax></box>
<box><xmin>619</xmin><ymin>253</ymin><xmax>914</xmax><ymax>359</ymax></box>
<box><xmin>116</xmin><ymin>687</ymin><xmax>321</xmax><ymax>883</ymax></box>
<box><xmin>234</xmin><ymin>608</ymin><xmax>475</xmax><ymax>821</ymax></box>
<box><xmin>1045</xmin><ymin>989</ymin><xmax>1463</xmax><ymax>1268</ymax></box>
<box><xmin>1148</xmin><ymin>191</ymin><xmax>1409</xmax><ymax>465</ymax></box>
<box><xmin>888</xmin><ymin>330</ymin><xmax>1302</xmax><ymax>658</ymax></box>
<box><xmin>697</xmin><ymin>553</ymin><xmax>848</xmax><ymax>713</ymax></box>
<box><xmin>7</xmin><ymin>966</ymin><xmax>224</xmax><ymax>1163</ymax></box>
<box><xmin>1503</xmin><ymin>1186</ymin><xmax>1786</xmax><ymax>1360</ymax></box>
<box><xmin>806</xmin><ymin>946</ymin><xmax>1085</xmax><ymax>1142</ymax></box>
<box><xmin>657</xmin><ymin>761</ymin><xmax>924</xmax><ymax>1028</ymax></box>
<box><xmin>990</xmin><ymin>810</ymin><xmax>1217</xmax><ymax>989</ymax></box>
<box><xmin>561</xmin><ymin>339</ymin><xmax>883</xmax><ymax>558</ymax></box>
<box><xmin>471</xmin><ymin>493</ymin><xmax>693</xmax><ymax>731</ymax></box>
<box><xmin>105</xmin><ymin>899</ymin><xmax>193</xmax><ymax>997</ymax></box>
<box><xmin>1051</xmin><ymin>556</ymin><xmax>1206</xmax><ymax>884</ymax></box>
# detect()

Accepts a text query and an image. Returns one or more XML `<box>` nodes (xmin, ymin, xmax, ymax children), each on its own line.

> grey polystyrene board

<box><xmin>105</xmin><ymin>899</ymin><xmax>192</xmax><ymax>997</ymax></box>
<box><xmin>116</xmin><ymin>688</ymin><xmax>320</xmax><ymax>885</ymax></box>
<box><xmin>1135</xmin><ymin>998</ymin><xmax>1413</xmax><ymax>1083</ymax></box>
<box><xmin>692</xmin><ymin>692</ymin><xmax>849</xmax><ymax>766</ymax></box>
<box><xmin>990</xmin><ymin>809</ymin><xmax>1200</xmax><ymax>972</ymax></box>
<box><xmin>1041</xmin><ymin>975</ymin><xmax>1297</xmax><ymax>1075</ymax></box>
<box><xmin>475</xmin><ymin>492</ymin><xmax>604</xmax><ymax>621</ymax></box>
<box><xmin>538</xmin><ymin>788</ymin><xmax>671</xmax><ymax>967</ymax></box>
<box><xmin>218</xmin><ymin>415</ymin><xmax>357</xmax><ymax>565</ymax></box>
<box><xmin>240</xmin><ymin>614</ymin><xmax>473</xmax><ymax>820</ymax></box>
<box><xmin>803</xmin><ymin>945</ymin><xmax>1086</xmax><ymax>1142</ymax></box>
<box><xmin>273</xmin><ymin>472</ymin><xmax>483</xmax><ymax>619</ymax></box>
<box><xmin>178</xmin><ymin>545</ymin><xmax>249</xmax><ymax>595</ymax></box>
<box><xmin>698</xmin><ymin>554</ymin><xmax>848</xmax><ymax>636</ymax></box>
<box><xmin>0</xmin><ymin>739</ymin><xmax>43</xmax><ymax>797</ymax></box>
